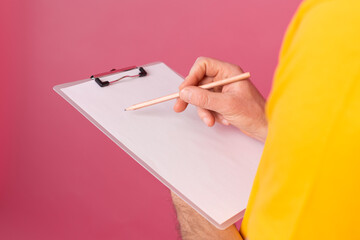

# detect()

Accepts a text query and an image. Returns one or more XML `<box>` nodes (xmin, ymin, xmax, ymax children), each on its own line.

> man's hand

<box><xmin>171</xmin><ymin>57</ymin><xmax>267</xmax><ymax>239</ymax></box>
<box><xmin>171</xmin><ymin>191</ymin><xmax>243</xmax><ymax>240</ymax></box>
<box><xmin>174</xmin><ymin>57</ymin><xmax>268</xmax><ymax>142</ymax></box>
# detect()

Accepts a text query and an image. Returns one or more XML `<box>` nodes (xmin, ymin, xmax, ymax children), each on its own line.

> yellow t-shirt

<box><xmin>240</xmin><ymin>0</ymin><xmax>360</xmax><ymax>239</ymax></box>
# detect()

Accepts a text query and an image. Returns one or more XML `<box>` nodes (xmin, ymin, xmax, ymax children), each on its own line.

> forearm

<box><xmin>171</xmin><ymin>192</ymin><xmax>243</xmax><ymax>240</ymax></box>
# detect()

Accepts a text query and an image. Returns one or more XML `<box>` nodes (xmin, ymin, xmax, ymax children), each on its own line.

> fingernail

<box><xmin>203</xmin><ymin>117</ymin><xmax>211</xmax><ymax>126</ymax></box>
<box><xmin>180</xmin><ymin>88</ymin><xmax>192</xmax><ymax>102</ymax></box>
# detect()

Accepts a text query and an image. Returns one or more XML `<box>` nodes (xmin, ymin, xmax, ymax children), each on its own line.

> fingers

<box><xmin>173</xmin><ymin>98</ymin><xmax>188</xmax><ymax>113</ymax></box>
<box><xmin>179</xmin><ymin>86</ymin><xmax>230</xmax><ymax>113</ymax></box>
<box><xmin>197</xmin><ymin>107</ymin><xmax>215</xmax><ymax>127</ymax></box>
<box><xmin>174</xmin><ymin>76</ymin><xmax>215</xmax><ymax>113</ymax></box>
<box><xmin>197</xmin><ymin>108</ymin><xmax>230</xmax><ymax>127</ymax></box>
<box><xmin>214</xmin><ymin>112</ymin><xmax>230</xmax><ymax>126</ymax></box>
<box><xmin>174</xmin><ymin>56</ymin><xmax>240</xmax><ymax>113</ymax></box>
<box><xmin>180</xmin><ymin>57</ymin><xmax>222</xmax><ymax>89</ymax></box>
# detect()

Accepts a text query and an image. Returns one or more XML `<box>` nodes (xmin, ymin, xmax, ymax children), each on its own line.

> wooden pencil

<box><xmin>124</xmin><ymin>72</ymin><xmax>251</xmax><ymax>111</ymax></box>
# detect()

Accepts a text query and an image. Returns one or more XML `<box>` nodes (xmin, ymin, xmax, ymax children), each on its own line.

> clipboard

<box><xmin>53</xmin><ymin>62</ymin><xmax>264</xmax><ymax>229</ymax></box>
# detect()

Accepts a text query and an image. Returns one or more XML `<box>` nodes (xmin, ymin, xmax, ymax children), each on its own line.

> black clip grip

<box><xmin>94</xmin><ymin>78</ymin><xmax>110</xmax><ymax>87</ymax></box>
<box><xmin>139</xmin><ymin>67</ymin><xmax>147</xmax><ymax>77</ymax></box>
<box><xmin>91</xmin><ymin>66</ymin><xmax>147</xmax><ymax>87</ymax></box>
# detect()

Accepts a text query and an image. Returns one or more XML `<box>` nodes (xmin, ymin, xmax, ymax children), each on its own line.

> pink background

<box><xmin>1</xmin><ymin>0</ymin><xmax>301</xmax><ymax>239</ymax></box>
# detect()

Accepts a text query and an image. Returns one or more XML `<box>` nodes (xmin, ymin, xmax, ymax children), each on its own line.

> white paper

<box><xmin>57</xmin><ymin>62</ymin><xmax>264</xmax><ymax>229</ymax></box>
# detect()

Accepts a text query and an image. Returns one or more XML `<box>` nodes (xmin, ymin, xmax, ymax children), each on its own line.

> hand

<box><xmin>171</xmin><ymin>191</ymin><xmax>243</xmax><ymax>240</ymax></box>
<box><xmin>174</xmin><ymin>57</ymin><xmax>268</xmax><ymax>142</ymax></box>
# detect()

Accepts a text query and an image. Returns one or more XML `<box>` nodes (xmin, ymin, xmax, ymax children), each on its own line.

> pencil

<box><xmin>124</xmin><ymin>72</ymin><xmax>251</xmax><ymax>111</ymax></box>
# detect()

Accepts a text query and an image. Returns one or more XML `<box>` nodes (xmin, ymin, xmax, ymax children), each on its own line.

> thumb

<box><xmin>179</xmin><ymin>86</ymin><xmax>228</xmax><ymax>112</ymax></box>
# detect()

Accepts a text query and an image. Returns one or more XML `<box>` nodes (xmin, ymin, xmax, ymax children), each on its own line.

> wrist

<box><xmin>252</xmin><ymin>123</ymin><xmax>268</xmax><ymax>143</ymax></box>
<box><xmin>233</xmin><ymin>118</ymin><xmax>268</xmax><ymax>143</ymax></box>
<box><xmin>171</xmin><ymin>191</ymin><xmax>244</xmax><ymax>240</ymax></box>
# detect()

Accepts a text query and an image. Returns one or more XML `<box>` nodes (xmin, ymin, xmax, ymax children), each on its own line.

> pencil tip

<box><xmin>124</xmin><ymin>109</ymin><xmax>127</xmax><ymax>111</ymax></box>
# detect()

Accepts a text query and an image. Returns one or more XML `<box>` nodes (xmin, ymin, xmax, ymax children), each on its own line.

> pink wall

<box><xmin>0</xmin><ymin>0</ymin><xmax>301</xmax><ymax>239</ymax></box>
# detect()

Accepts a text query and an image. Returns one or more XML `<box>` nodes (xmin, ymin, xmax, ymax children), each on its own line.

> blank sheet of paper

<box><xmin>54</xmin><ymin>62</ymin><xmax>264</xmax><ymax>229</ymax></box>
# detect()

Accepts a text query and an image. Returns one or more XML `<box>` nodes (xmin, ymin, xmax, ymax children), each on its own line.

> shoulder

<box><xmin>268</xmin><ymin>0</ymin><xmax>360</xmax><ymax>119</ymax></box>
<box><xmin>286</xmin><ymin>0</ymin><xmax>360</xmax><ymax>58</ymax></box>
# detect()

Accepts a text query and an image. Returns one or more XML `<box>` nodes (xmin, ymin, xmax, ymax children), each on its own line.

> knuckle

<box><xmin>234</xmin><ymin>65</ymin><xmax>243</xmax><ymax>73</ymax></box>
<box><xmin>195</xmin><ymin>56</ymin><xmax>209</xmax><ymax>66</ymax></box>
<box><xmin>225</xmin><ymin>64</ymin><xmax>243</xmax><ymax>76</ymax></box>
<box><xmin>196</xmin><ymin>56</ymin><xmax>205</xmax><ymax>63</ymax></box>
